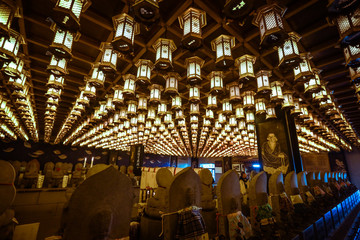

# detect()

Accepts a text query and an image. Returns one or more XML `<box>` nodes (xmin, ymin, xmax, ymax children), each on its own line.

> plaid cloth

<box><xmin>175</xmin><ymin>208</ymin><xmax>206</xmax><ymax>239</ymax></box>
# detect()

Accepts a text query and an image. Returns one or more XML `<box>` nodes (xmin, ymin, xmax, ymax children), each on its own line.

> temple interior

<box><xmin>1</xmin><ymin>0</ymin><xmax>360</xmax><ymax>239</ymax></box>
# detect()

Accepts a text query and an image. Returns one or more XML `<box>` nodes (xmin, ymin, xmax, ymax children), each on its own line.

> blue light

<box><xmin>252</xmin><ymin>164</ymin><xmax>261</xmax><ymax>168</ymax></box>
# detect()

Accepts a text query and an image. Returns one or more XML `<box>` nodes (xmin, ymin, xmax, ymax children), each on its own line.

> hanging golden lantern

<box><xmin>87</xmin><ymin>64</ymin><xmax>106</xmax><ymax>87</ymax></box>
<box><xmin>127</xmin><ymin>100</ymin><xmax>137</xmax><ymax>116</ymax></box>
<box><xmin>189</xmin><ymin>85</ymin><xmax>200</xmax><ymax>103</ymax></box>
<box><xmin>247</xmin><ymin>123</ymin><xmax>255</xmax><ymax>133</ymax></box>
<box><xmin>152</xmin><ymin>38</ymin><xmax>176</xmax><ymax>70</ymax></box>
<box><xmin>99</xmin><ymin>42</ymin><xmax>118</xmax><ymax>73</ymax></box>
<box><xmin>45</xmin><ymin>87</ymin><xmax>62</xmax><ymax>99</ymax></box>
<box><xmin>138</xmin><ymin>95</ymin><xmax>148</xmax><ymax>111</ymax></box>
<box><xmin>238</xmin><ymin>119</ymin><xmax>246</xmax><ymax>130</ymax></box>
<box><xmin>245</xmin><ymin>111</ymin><xmax>255</xmax><ymax>123</ymax></box>
<box><xmin>78</xmin><ymin>88</ymin><xmax>90</xmax><ymax>105</ymax></box>
<box><xmin>293</xmin><ymin>53</ymin><xmax>313</xmax><ymax>82</ymax></box>
<box><xmin>8</xmin><ymin>72</ymin><xmax>27</xmax><ymax>90</ymax></box>
<box><xmin>235</xmin><ymin>105</ymin><xmax>245</xmax><ymax>119</ymax></box>
<box><xmin>333</xmin><ymin>8</ymin><xmax>360</xmax><ymax>45</ymax></box>
<box><xmin>49</xmin><ymin>26</ymin><xmax>76</xmax><ymax>59</ymax></box>
<box><xmin>211</xmin><ymin>34</ymin><xmax>235</xmax><ymax>68</ymax></box>
<box><xmin>0</xmin><ymin>29</ymin><xmax>24</xmax><ymax>62</ymax></box>
<box><xmin>132</xmin><ymin>0</ymin><xmax>160</xmax><ymax>23</ymax></box>
<box><xmin>299</xmin><ymin>105</ymin><xmax>309</xmax><ymax>119</ymax></box>
<box><xmin>282</xmin><ymin>91</ymin><xmax>295</xmax><ymax>109</ymax></box>
<box><xmin>277</xmin><ymin>32</ymin><xmax>301</xmax><ymax>68</ymax></box>
<box><xmin>242</xmin><ymin>91</ymin><xmax>255</xmax><ymax>109</ymax></box>
<box><xmin>207</xmin><ymin>94</ymin><xmax>217</xmax><ymax>109</ymax></box>
<box><xmin>252</xmin><ymin>3</ymin><xmax>287</xmax><ymax>47</ymax></box>
<box><xmin>46</xmin><ymin>96</ymin><xmax>59</xmax><ymax>106</ymax></box>
<box><xmin>0</xmin><ymin>1</ymin><xmax>19</xmax><ymax>36</ymax></box>
<box><xmin>270</xmin><ymin>81</ymin><xmax>284</xmax><ymax>102</ymax></box>
<box><xmin>319</xmin><ymin>95</ymin><xmax>333</xmax><ymax>111</ymax></box>
<box><xmin>135</xmin><ymin>59</ymin><xmax>153</xmax><ymax>85</ymax></box>
<box><xmin>112</xmin><ymin>86</ymin><xmax>124</xmax><ymax>105</ymax></box>
<box><xmin>190</xmin><ymin>103</ymin><xmax>200</xmax><ymax>115</ymax></box>
<box><xmin>185</xmin><ymin>56</ymin><xmax>204</xmax><ymax>85</ymax></box>
<box><xmin>235</xmin><ymin>54</ymin><xmax>256</xmax><ymax>80</ymax></box>
<box><xmin>175</xmin><ymin>109</ymin><xmax>184</xmax><ymax>120</ymax></box>
<box><xmin>164</xmin><ymin>72</ymin><xmax>180</xmax><ymax>95</ymax></box>
<box><xmin>158</xmin><ymin>101</ymin><xmax>167</xmax><ymax>115</ymax></box>
<box><xmin>222</xmin><ymin>99</ymin><xmax>233</xmax><ymax>115</ymax></box>
<box><xmin>266</xmin><ymin>105</ymin><xmax>277</xmax><ymax>119</ymax></box>
<box><xmin>205</xmin><ymin>109</ymin><xmax>214</xmax><ymax>120</ymax></box>
<box><xmin>83</xmin><ymin>81</ymin><xmax>96</xmax><ymax>98</ymax></box>
<box><xmin>255</xmin><ymin>98</ymin><xmax>266</xmax><ymax>115</ymax></box>
<box><xmin>112</xmin><ymin>13</ymin><xmax>139</xmax><ymax>53</ymax></box>
<box><xmin>147</xmin><ymin>107</ymin><xmax>156</xmax><ymax>120</ymax></box>
<box><xmin>209</xmin><ymin>71</ymin><xmax>224</xmax><ymax>95</ymax></box>
<box><xmin>171</xmin><ymin>95</ymin><xmax>182</xmax><ymax>110</ymax></box>
<box><xmin>47</xmin><ymin>74</ymin><xmax>64</xmax><ymax>89</ymax></box>
<box><xmin>122</xmin><ymin>74</ymin><xmax>136</xmax><ymax>97</ymax></box>
<box><xmin>343</xmin><ymin>44</ymin><xmax>360</xmax><ymax>67</ymax></box>
<box><xmin>304</xmin><ymin>70</ymin><xmax>321</xmax><ymax>93</ymax></box>
<box><xmin>52</xmin><ymin>0</ymin><xmax>91</xmax><ymax>31</ymax></box>
<box><xmin>350</xmin><ymin>66</ymin><xmax>360</xmax><ymax>82</ymax></box>
<box><xmin>312</xmin><ymin>86</ymin><xmax>327</xmax><ymax>102</ymax></box>
<box><xmin>227</xmin><ymin>81</ymin><xmax>241</xmax><ymax>103</ymax></box>
<box><xmin>178</xmin><ymin>7</ymin><xmax>206</xmax><ymax>50</ymax></box>
<box><xmin>105</xmin><ymin>96</ymin><xmax>115</xmax><ymax>112</ymax></box>
<box><xmin>47</xmin><ymin>55</ymin><xmax>68</xmax><ymax>76</ymax></box>
<box><xmin>149</xmin><ymin>84</ymin><xmax>162</xmax><ymax>104</ymax></box>
<box><xmin>256</xmin><ymin>70</ymin><xmax>271</xmax><ymax>94</ymax></box>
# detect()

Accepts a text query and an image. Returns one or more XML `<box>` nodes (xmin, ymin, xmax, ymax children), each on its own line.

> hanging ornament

<box><xmin>99</xmin><ymin>42</ymin><xmax>119</xmax><ymax>73</ymax></box>
<box><xmin>211</xmin><ymin>35</ymin><xmax>235</xmax><ymax>68</ymax></box>
<box><xmin>122</xmin><ymin>74</ymin><xmax>137</xmax><ymax>97</ymax></box>
<box><xmin>47</xmin><ymin>55</ymin><xmax>68</xmax><ymax>76</ymax></box>
<box><xmin>185</xmin><ymin>56</ymin><xmax>204</xmax><ymax>85</ymax></box>
<box><xmin>227</xmin><ymin>81</ymin><xmax>242</xmax><ymax>103</ymax></box>
<box><xmin>135</xmin><ymin>59</ymin><xmax>154</xmax><ymax>85</ymax></box>
<box><xmin>276</xmin><ymin>32</ymin><xmax>301</xmax><ymax>69</ymax></box>
<box><xmin>112</xmin><ymin>13</ymin><xmax>140</xmax><ymax>53</ymax></box>
<box><xmin>235</xmin><ymin>54</ymin><xmax>256</xmax><ymax>81</ymax></box>
<box><xmin>256</xmin><ymin>70</ymin><xmax>271</xmax><ymax>94</ymax></box>
<box><xmin>270</xmin><ymin>81</ymin><xmax>284</xmax><ymax>102</ymax></box>
<box><xmin>49</xmin><ymin>25</ymin><xmax>77</xmax><ymax>59</ymax></box>
<box><xmin>178</xmin><ymin>7</ymin><xmax>206</xmax><ymax>50</ymax></box>
<box><xmin>164</xmin><ymin>72</ymin><xmax>180</xmax><ymax>95</ymax></box>
<box><xmin>152</xmin><ymin>38</ymin><xmax>176</xmax><ymax>70</ymax></box>
<box><xmin>0</xmin><ymin>29</ymin><xmax>24</xmax><ymax>62</ymax></box>
<box><xmin>209</xmin><ymin>71</ymin><xmax>224</xmax><ymax>95</ymax></box>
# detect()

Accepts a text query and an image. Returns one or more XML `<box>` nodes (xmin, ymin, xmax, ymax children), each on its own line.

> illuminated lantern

<box><xmin>0</xmin><ymin>29</ymin><xmax>23</xmax><ymax>62</ymax></box>
<box><xmin>277</xmin><ymin>32</ymin><xmax>301</xmax><ymax>68</ymax></box>
<box><xmin>255</xmin><ymin>98</ymin><xmax>266</xmax><ymax>115</ymax></box>
<box><xmin>2</xmin><ymin>56</ymin><xmax>24</xmax><ymax>78</ymax></box>
<box><xmin>252</xmin><ymin>3</ymin><xmax>287</xmax><ymax>47</ymax></box>
<box><xmin>242</xmin><ymin>91</ymin><xmax>255</xmax><ymax>109</ymax></box>
<box><xmin>247</xmin><ymin>123</ymin><xmax>255</xmax><ymax>133</ymax></box>
<box><xmin>112</xmin><ymin>86</ymin><xmax>124</xmax><ymax>105</ymax></box>
<box><xmin>211</xmin><ymin>35</ymin><xmax>235</xmax><ymax>68</ymax></box>
<box><xmin>235</xmin><ymin>54</ymin><xmax>256</xmax><ymax>80</ymax></box>
<box><xmin>189</xmin><ymin>85</ymin><xmax>200</xmax><ymax>103</ymax></box>
<box><xmin>99</xmin><ymin>43</ymin><xmax>118</xmax><ymax>73</ymax></box>
<box><xmin>266</xmin><ymin>105</ymin><xmax>277</xmax><ymax>119</ymax></box>
<box><xmin>227</xmin><ymin>81</ymin><xmax>241</xmax><ymax>103</ymax></box>
<box><xmin>270</xmin><ymin>81</ymin><xmax>284</xmax><ymax>102</ymax></box>
<box><xmin>47</xmin><ymin>96</ymin><xmax>59</xmax><ymax>106</ymax></box>
<box><xmin>88</xmin><ymin>65</ymin><xmax>105</xmax><ymax>87</ymax></box>
<box><xmin>343</xmin><ymin>44</ymin><xmax>360</xmax><ymax>67</ymax></box>
<box><xmin>52</xmin><ymin>0</ymin><xmax>91</xmax><ymax>31</ymax></box>
<box><xmin>83</xmin><ymin>81</ymin><xmax>96</xmax><ymax>98</ymax></box>
<box><xmin>138</xmin><ymin>96</ymin><xmax>148</xmax><ymax>111</ymax></box>
<box><xmin>158</xmin><ymin>101</ymin><xmax>167</xmax><ymax>115</ymax></box>
<box><xmin>293</xmin><ymin>53</ymin><xmax>313</xmax><ymax>82</ymax></box>
<box><xmin>135</xmin><ymin>59</ymin><xmax>153</xmax><ymax>85</ymax></box>
<box><xmin>333</xmin><ymin>8</ymin><xmax>360</xmax><ymax>46</ymax></box>
<box><xmin>152</xmin><ymin>38</ymin><xmax>176</xmax><ymax>70</ymax></box>
<box><xmin>256</xmin><ymin>70</ymin><xmax>271</xmax><ymax>94</ymax></box>
<box><xmin>127</xmin><ymin>100</ymin><xmax>137</xmax><ymax>116</ymax></box>
<box><xmin>238</xmin><ymin>119</ymin><xmax>246</xmax><ymax>130</ymax></box>
<box><xmin>47</xmin><ymin>74</ymin><xmax>64</xmax><ymax>89</ymax></box>
<box><xmin>0</xmin><ymin>1</ymin><xmax>19</xmax><ymax>36</ymax></box>
<box><xmin>205</xmin><ymin>109</ymin><xmax>214</xmax><ymax>120</ymax></box>
<box><xmin>112</xmin><ymin>13</ymin><xmax>139</xmax><ymax>53</ymax></box>
<box><xmin>8</xmin><ymin>73</ymin><xmax>26</xmax><ymax>90</ymax></box>
<box><xmin>98</xmin><ymin>101</ymin><xmax>108</xmax><ymax>116</ymax></box>
<box><xmin>149</xmin><ymin>84</ymin><xmax>162</xmax><ymax>104</ymax></box>
<box><xmin>282</xmin><ymin>91</ymin><xmax>294</xmax><ymax>109</ymax></box>
<box><xmin>78</xmin><ymin>89</ymin><xmax>90</xmax><ymax>105</ymax></box>
<box><xmin>186</xmin><ymin>56</ymin><xmax>204</xmax><ymax>85</ymax></box>
<box><xmin>164</xmin><ymin>112</ymin><xmax>173</xmax><ymax>124</ymax></box>
<box><xmin>349</xmin><ymin>66</ymin><xmax>360</xmax><ymax>82</ymax></box>
<box><xmin>164</xmin><ymin>72</ymin><xmax>180</xmax><ymax>95</ymax></box>
<box><xmin>47</xmin><ymin>55</ymin><xmax>68</xmax><ymax>76</ymax></box>
<box><xmin>312</xmin><ymin>86</ymin><xmax>327</xmax><ymax>102</ymax></box>
<box><xmin>304</xmin><ymin>70</ymin><xmax>321</xmax><ymax>93</ymax></box>
<box><xmin>209</xmin><ymin>71</ymin><xmax>224</xmax><ymax>95</ymax></box>
<box><xmin>45</xmin><ymin>87</ymin><xmax>62</xmax><ymax>99</ymax></box>
<box><xmin>245</xmin><ymin>111</ymin><xmax>255</xmax><ymax>123</ymax></box>
<box><xmin>122</xmin><ymin>74</ymin><xmax>136</xmax><ymax>97</ymax></box>
<box><xmin>207</xmin><ymin>95</ymin><xmax>217</xmax><ymax>109</ymax></box>
<box><xmin>235</xmin><ymin>105</ymin><xmax>245</xmax><ymax>119</ymax></box>
<box><xmin>218</xmin><ymin>112</ymin><xmax>226</xmax><ymax>123</ymax></box>
<box><xmin>147</xmin><ymin>108</ymin><xmax>156</xmax><ymax>120</ymax></box>
<box><xmin>175</xmin><ymin>109</ymin><xmax>184</xmax><ymax>120</ymax></box>
<box><xmin>190</xmin><ymin>103</ymin><xmax>200</xmax><ymax>115</ymax></box>
<box><xmin>132</xmin><ymin>0</ymin><xmax>160</xmax><ymax>23</ymax></box>
<box><xmin>299</xmin><ymin>105</ymin><xmax>309</xmax><ymax>119</ymax></box>
<box><xmin>178</xmin><ymin>7</ymin><xmax>206</xmax><ymax>50</ymax></box>
<box><xmin>49</xmin><ymin>27</ymin><xmax>75</xmax><ymax>59</ymax></box>
<box><xmin>229</xmin><ymin>115</ymin><xmax>237</xmax><ymax>127</ymax></box>
<box><xmin>171</xmin><ymin>95</ymin><xmax>182</xmax><ymax>110</ymax></box>
<box><xmin>222</xmin><ymin>99</ymin><xmax>233</xmax><ymax>115</ymax></box>
<box><xmin>319</xmin><ymin>95</ymin><xmax>333</xmax><ymax>110</ymax></box>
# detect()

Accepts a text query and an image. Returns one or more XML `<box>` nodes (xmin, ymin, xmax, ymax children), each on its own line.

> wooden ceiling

<box><xmin>2</xmin><ymin>0</ymin><xmax>359</xmax><ymax>144</ymax></box>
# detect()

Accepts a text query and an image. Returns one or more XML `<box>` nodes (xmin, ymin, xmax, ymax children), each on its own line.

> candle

<box><xmin>90</xmin><ymin>156</ymin><xmax>94</xmax><ymax>168</ymax></box>
<box><xmin>83</xmin><ymin>157</ymin><xmax>87</xmax><ymax>168</ymax></box>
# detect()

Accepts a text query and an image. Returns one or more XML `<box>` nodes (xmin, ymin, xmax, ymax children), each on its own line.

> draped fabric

<box><xmin>175</xmin><ymin>208</ymin><xmax>206</xmax><ymax>240</ymax></box>
<box><xmin>227</xmin><ymin>211</ymin><xmax>252</xmax><ymax>240</ymax></box>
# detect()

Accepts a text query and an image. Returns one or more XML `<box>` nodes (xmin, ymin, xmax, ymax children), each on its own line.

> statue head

<box><xmin>267</xmin><ymin>133</ymin><xmax>278</xmax><ymax>143</ymax></box>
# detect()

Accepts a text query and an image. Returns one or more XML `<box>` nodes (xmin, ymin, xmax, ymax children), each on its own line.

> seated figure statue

<box><xmin>145</xmin><ymin>168</ymin><xmax>173</xmax><ymax>218</ymax></box>
<box><xmin>23</xmin><ymin>159</ymin><xmax>40</xmax><ymax>188</ymax></box>
<box><xmin>199</xmin><ymin>169</ymin><xmax>216</xmax><ymax>210</ymax></box>
<box><xmin>52</xmin><ymin>162</ymin><xmax>65</xmax><ymax>188</ymax></box>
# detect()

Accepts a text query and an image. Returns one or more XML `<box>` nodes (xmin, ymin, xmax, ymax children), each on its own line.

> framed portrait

<box><xmin>256</xmin><ymin>119</ymin><xmax>291</xmax><ymax>174</ymax></box>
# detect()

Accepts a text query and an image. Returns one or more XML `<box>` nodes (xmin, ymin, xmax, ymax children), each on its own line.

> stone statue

<box><xmin>70</xmin><ymin>163</ymin><xmax>83</xmax><ymax>187</ymax></box>
<box><xmin>23</xmin><ymin>159</ymin><xmax>40</xmax><ymax>188</ymax></box>
<box><xmin>164</xmin><ymin>167</ymin><xmax>203</xmax><ymax>240</ymax></box>
<box><xmin>216</xmin><ymin>170</ymin><xmax>242</xmax><ymax>239</ymax></box>
<box><xmin>199</xmin><ymin>169</ymin><xmax>215</xmax><ymax>210</ymax></box>
<box><xmin>0</xmin><ymin>160</ymin><xmax>17</xmax><ymax>240</ymax></box>
<box><xmin>52</xmin><ymin>162</ymin><xmax>65</xmax><ymax>188</ymax></box>
<box><xmin>119</xmin><ymin>165</ymin><xmax>127</xmax><ymax>175</ymax></box>
<box><xmin>60</xmin><ymin>165</ymin><xmax>134</xmax><ymax>240</ymax></box>
<box><xmin>145</xmin><ymin>168</ymin><xmax>173</xmax><ymax>218</ymax></box>
<box><xmin>44</xmin><ymin>162</ymin><xmax>55</xmax><ymax>188</ymax></box>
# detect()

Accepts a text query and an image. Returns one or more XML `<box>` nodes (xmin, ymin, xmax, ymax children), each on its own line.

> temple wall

<box><xmin>345</xmin><ymin>149</ymin><xmax>360</xmax><ymax>189</ymax></box>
